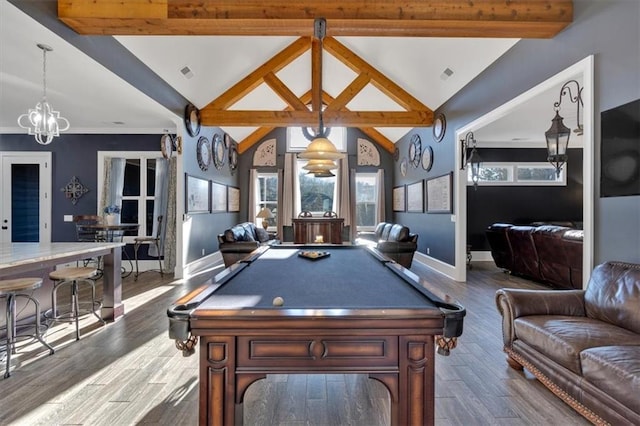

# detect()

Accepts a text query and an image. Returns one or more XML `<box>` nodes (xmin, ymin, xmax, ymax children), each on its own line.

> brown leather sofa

<box><xmin>217</xmin><ymin>222</ymin><xmax>277</xmax><ymax>267</ymax></box>
<box><xmin>357</xmin><ymin>222</ymin><xmax>418</xmax><ymax>268</ymax></box>
<box><xmin>486</xmin><ymin>223</ymin><xmax>583</xmax><ymax>289</ymax></box>
<box><xmin>495</xmin><ymin>261</ymin><xmax>640</xmax><ymax>425</ymax></box>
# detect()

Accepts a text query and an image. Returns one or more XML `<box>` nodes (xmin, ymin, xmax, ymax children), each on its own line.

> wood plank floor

<box><xmin>0</xmin><ymin>260</ymin><xmax>590</xmax><ymax>425</ymax></box>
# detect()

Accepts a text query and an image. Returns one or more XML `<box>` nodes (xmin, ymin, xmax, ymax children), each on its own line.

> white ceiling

<box><xmin>1</xmin><ymin>0</ymin><xmax>579</xmax><ymax>146</ymax></box>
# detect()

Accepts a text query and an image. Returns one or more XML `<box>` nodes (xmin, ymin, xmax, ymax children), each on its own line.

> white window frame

<box><xmin>467</xmin><ymin>162</ymin><xmax>567</xmax><ymax>186</ymax></box>
<box><xmin>255</xmin><ymin>172</ymin><xmax>278</xmax><ymax>231</ymax></box>
<box><xmin>97</xmin><ymin>151</ymin><xmax>161</xmax><ymax>241</ymax></box>
<box><xmin>295</xmin><ymin>159</ymin><xmax>339</xmax><ymax>216</ymax></box>
<box><xmin>287</xmin><ymin>126</ymin><xmax>347</xmax><ymax>152</ymax></box>
<box><xmin>355</xmin><ymin>172</ymin><xmax>379</xmax><ymax>232</ymax></box>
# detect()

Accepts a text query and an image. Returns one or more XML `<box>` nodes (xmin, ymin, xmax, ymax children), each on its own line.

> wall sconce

<box><xmin>545</xmin><ymin>80</ymin><xmax>583</xmax><ymax>177</ymax></box>
<box><xmin>460</xmin><ymin>131</ymin><xmax>482</xmax><ymax>189</ymax></box>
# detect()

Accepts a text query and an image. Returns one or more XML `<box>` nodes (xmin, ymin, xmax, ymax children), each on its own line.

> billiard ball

<box><xmin>272</xmin><ymin>296</ymin><xmax>284</xmax><ymax>306</ymax></box>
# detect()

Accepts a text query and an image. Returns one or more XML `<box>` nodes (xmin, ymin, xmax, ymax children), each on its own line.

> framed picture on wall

<box><xmin>426</xmin><ymin>172</ymin><xmax>453</xmax><ymax>213</ymax></box>
<box><xmin>185</xmin><ymin>174</ymin><xmax>209</xmax><ymax>214</ymax></box>
<box><xmin>392</xmin><ymin>185</ymin><xmax>406</xmax><ymax>212</ymax></box>
<box><xmin>211</xmin><ymin>181</ymin><xmax>227</xmax><ymax>213</ymax></box>
<box><xmin>406</xmin><ymin>180</ymin><xmax>424</xmax><ymax>213</ymax></box>
<box><xmin>228</xmin><ymin>186</ymin><xmax>240</xmax><ymax>212</ymax></box>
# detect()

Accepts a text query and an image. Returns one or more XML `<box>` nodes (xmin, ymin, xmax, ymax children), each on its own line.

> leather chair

<box><xmin>217</xmin><ymin>222</ymin><xmax>277</xmax><ymax>267</ymax></box>
<box><xmin>375</xmin><ymin>224</ymin><xmax>418</xmax><ymax>269</ymax></box>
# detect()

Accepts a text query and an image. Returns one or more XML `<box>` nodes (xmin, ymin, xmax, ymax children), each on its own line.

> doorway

<box><xmin>0</xmin><ymin>151</ymin><xmax>51</xmax><ymax>243</ymax></box>
<box><xmin>453</xmin><ymin>56</ymin><xmax>594</xmax><ymax>287</ymax></box>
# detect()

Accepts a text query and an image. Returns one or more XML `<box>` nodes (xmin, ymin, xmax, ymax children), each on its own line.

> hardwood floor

<box><xmin>0</xmin><ymin>260</ymin><xmax>590</xmax><ymax>425</ymax></box>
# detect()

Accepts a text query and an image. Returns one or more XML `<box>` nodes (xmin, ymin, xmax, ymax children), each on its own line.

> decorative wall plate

<box><xmin>393</xmin><ymin>146</ymin><xmax>400</xmax><ymax>162</ymax></box>
<box><xmin>212</xmin><ymin>133</ymin><xmax>225</xmax><ymax>170</ymax></box>
<box><xmin>160</xmin><ymin>134</ymin><xmax>173</xmax><ymax>159</ymax></box>
<box><xmin>196</xmin><ymin>136</ymin><xmax>211</xmax><ymax>171</ymax></box>
<box><xmin>433</xmin><ymin>113</ymin><xmax>446</xmax><ymax>142</ymax></box>
<box><xmin>229</xmin><ymin>143</ymin><xmax>238</xmax><ymax>174</ymax></box>
<box><xmin>409</xmin><ymin>134</ymin><xmax>422</xmax><ymax>168</ymax></box>
<box><xmin>184</xmin><ymin>104</ymin><xmax>201</xmax><ymax>137</ymax></box>
<box><xmin>422</xmin><ymin>145</ymin><xmax>434</xmax><ymax>171</ymax></box>
<box><xmin>400</xmin><ymin>157</ymin><xmax>408</xmax><ymax>177</ymax></box>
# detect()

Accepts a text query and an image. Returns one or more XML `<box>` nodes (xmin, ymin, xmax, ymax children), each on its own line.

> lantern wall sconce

<box><xmin>460</xmin><ymin>131</ymin><xmax>482</xmax><ymax>189</ymax></box>
<box><xmin>545</xmin><ymin>80</ymin><xmax>583</xmax><ymax>177</ymax></box>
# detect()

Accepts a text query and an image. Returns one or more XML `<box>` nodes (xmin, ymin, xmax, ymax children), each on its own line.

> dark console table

<box><xmin>292</xmin><ymin>217</ymin><xmax>344</xmax><ymax>244</ymax></box>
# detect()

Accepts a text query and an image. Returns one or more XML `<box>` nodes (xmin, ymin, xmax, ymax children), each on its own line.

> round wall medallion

<box><xmin>409</xmin><ymin>134</ymin><xmax>422</xmax><ymax>168</ymax></box>
<box><xmin>433</xmin><ymin>113</ymin><xmax>446</xmax><ymax>142</ymax></box>
<box><xmin>422</xmin><ymin>145</ymin><xmax>434</xmax><ymax>171</ymax></box>
<box><xmin>184</xmin><ymin>104</ymin><xmax>201</xmax><ymax>137</ymax></box>
<box><xmin>196</xmin><ymin>136</ymin><xmax>211</xmax><ymax>171</ymax></box>
<box><xmin>400</xmin><ymin>157</ymin><xmax>408</xmax><ymax>177</ymax></box>
<box><xmin>393</xmin><ymin>146</ymin><xmax>400</xmax><ymax>162</ymax></box>
<box><xmin>160</xmin><ymin>134</ymin><xmax>173</xmax><ymax>159</ymax></box>
<box><xmin>212</xmin><ymin>133</ymin><xmax>225</xmax><ymax>170</ymax></box>
<box><xmin>229</xmin><ymin>143</ymin><xmax>238</xmax><ymax>174</ymax></box>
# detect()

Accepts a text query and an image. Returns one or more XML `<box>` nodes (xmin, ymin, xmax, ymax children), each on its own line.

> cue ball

<box><xmin>273</xmin><ymin>296</ymin><xmax>284</xmax><ymax>306</ymax></box>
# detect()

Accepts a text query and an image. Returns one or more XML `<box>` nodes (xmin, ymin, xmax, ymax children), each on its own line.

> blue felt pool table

<box><xmin>168</xmin><ymin>244</ymin><xmax>465</xmax><ymax>426</ymax></box>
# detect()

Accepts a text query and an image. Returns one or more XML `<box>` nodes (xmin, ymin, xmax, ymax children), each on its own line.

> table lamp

<box><xmin>256</xmin><ymin>207</ymin><xmax>273</xmax><ymax>230</ymax></box>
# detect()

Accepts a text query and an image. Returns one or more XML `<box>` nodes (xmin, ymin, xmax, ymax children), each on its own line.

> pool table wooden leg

<box><xmin>199</xmin><ymin>336</ymin><xmax>236</xmax><ymax>426</ymax></box>
<box><xmin>399</xmin><ymin>336</ymin><xmax>436</xmax><ymax>426</ymax></box>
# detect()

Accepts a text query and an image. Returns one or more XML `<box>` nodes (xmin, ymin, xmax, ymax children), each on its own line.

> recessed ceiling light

<box><xmin>440</xmin><ymin>68</ymin><xmax>454</xmax><ymax>80</ymax></box>
<box><xmin>180</xmin><ymin>66</ymin><xmax>194</xmax><ymax>79</ymax></box>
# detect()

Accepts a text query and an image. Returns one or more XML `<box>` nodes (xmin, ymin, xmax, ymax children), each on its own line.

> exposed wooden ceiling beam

<box><xmin>58</xmin><ymin>1</ymin><xmax>573</xmax><ymax>38</ymax></box>
<box><xmin>237</xmin><ymin>91</ymin><xmax>396</xmax><ymax>154</ymax></box>
<box><xmin>201</xmin><ymin>110</ymin><xmax>430</xmax><ymax>127</ymax></box>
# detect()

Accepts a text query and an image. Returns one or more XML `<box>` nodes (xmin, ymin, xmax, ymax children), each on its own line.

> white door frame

<box><xmin>0</xmin><ymin>151</ymin><xmax>52</xmax><ymax>243</ymax></box>
<box><xmin>453</xmin><ymin>56</ymin><xmax>594</xmax><ymax>286</ymax></box>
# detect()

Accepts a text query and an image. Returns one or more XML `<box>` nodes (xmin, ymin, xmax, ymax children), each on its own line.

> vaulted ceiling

<box><xmin>1</xmin><ymin>1</ymin><xmax>574</xmax><ymax>150</ymax></box>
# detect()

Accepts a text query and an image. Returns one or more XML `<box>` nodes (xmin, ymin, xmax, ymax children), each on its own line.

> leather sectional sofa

<box><xmin>486</xmin><ymin>223</ymin><xmax>583</xmax><ymax>289</ymax></box>
<box><xmin>357</xmin><ymin>222</ymin><xmax>418</xmax><ymax>268</ymax></box>
<box><xmin>495</xmin><ymin>261</ymin><xmax>640</xmax><ymax>424</ymax></box>
<box><xmin>217</xmin><ymin>222</ymin><xmax>277</xmax><ymax>267</ymax></box>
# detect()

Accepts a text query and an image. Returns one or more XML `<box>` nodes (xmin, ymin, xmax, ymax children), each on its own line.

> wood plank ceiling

<box><xmin>58</xmin><ymin>1</ymin><xmax>573</xmax><ymax>152</ymax></box>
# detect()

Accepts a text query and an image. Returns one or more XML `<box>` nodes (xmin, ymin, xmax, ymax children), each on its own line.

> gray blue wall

<box><xmin>395</xmin><ymin>0</ymin><xmax>640</xmax><ymax>265</ymax></box>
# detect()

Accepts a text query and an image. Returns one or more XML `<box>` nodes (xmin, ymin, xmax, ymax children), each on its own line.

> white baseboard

<box><xmin>413</xmin><ymin>251</ymin><xmax>458</xmax><ymax>281</ymax></box>
<box><xmin>471</xmin><ymin>250</ymin><xmax>493</xmax><ymax>262</ymax></box>
<box><xmin>182</xmin><ymin>251</ymin><xmax>224</xmax><ymax>279</ymax></box>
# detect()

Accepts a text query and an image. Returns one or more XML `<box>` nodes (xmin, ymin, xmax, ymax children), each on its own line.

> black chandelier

<box><xmin>545</xmin><ymin>80</ymin><xmax>583</xmax><ymax>177</ymax></box>
<box><xmin>460</xmin><ymin>131</ymin><xmax>482</xmax><ymax>190</ymax></box>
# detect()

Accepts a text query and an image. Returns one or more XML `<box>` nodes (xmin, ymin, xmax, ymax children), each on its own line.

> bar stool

<box><xmin>0</xmin><ymin>278</ymin><xmax>54</xmax><ymax>378</ymax></box>
<box><xmin>47</xmin><ymin>267</ymin><xmax>105</xmax><ymax>341</ymax></box>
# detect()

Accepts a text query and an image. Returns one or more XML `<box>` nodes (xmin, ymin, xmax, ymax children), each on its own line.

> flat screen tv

<box><xmin>600</xmin><ymin>98</ymin><xmax>640</xmax><ymax>197</ymax></box>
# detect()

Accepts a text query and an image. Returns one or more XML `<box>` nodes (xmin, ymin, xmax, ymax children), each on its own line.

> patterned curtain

<box><xmin>162</xmin><ymin>156</ymin><xmax>178</xmax><ymax>272</ymax></box>
<box><xmin>148</xmin><ymin>158</ymin><xmax>169</xmax><ymax>257</ymax></box>
<box><xmin>100</xmin><ymin>157</ymin><xmax>125</xmax><ymax>214</ymax></box>
<box><xmin>248</xmin><ymin>168</ymin><xmax>257</xmax><ymax>223</ymax></box>
<box><xmin>376</xmin><ymin>168</ymin><xmax>386</xmax><ymax>223</ymax></box>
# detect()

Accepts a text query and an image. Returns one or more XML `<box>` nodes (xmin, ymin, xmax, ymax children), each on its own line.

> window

<box><xmin>98</xmin><ymin>152</ymin><xmax>161</xmax><ymax>240</ymax></box>
<box><xmin>255</xmin><ymin>172</ymin><xmax>278</xmax><ymax>229</ymax></box>
<box><xmin>287</xmin><ymin>127</ymin><xmax>346</xmax><ymax>152</ymax></box>
<box><xmin>467</xmin><ymin>162</ymin><xmax>566</xmax><ymax>186</ymax></box>
<box><xmin>355</xmin><ymin>173</ymin><xmax>378</xmax><ymax>231</ymax></box>
<box><xmin>296</xmin><ymin>159</ymin><xmax>338</xmax><ymax>215</ymax></box>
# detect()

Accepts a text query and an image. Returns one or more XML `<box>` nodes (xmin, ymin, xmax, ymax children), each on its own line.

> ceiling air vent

<box><xmin>180</xmin><ymin>66</ymin><xmax>194</xmax><ymax>79</ymax></box>
<box><xmin>440</xmin><ymin>68</ymin><xmax>454</xmax><ymax>80</ymax></box>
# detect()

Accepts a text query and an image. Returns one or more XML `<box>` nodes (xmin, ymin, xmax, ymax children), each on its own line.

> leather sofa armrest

<box><xmin>376</xmin><ymin>241</ymin><xmax>417</xmax><ymax>253</ymax></box>
<box><xmin>495</xmin><ymin>288</ymin><xmax>585</xmax><ymax>347</ymax></box>
<box><xmin>219</xmin><ymin>241</ymin><xmax>260</xmax><ymax>253</ymax></box>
